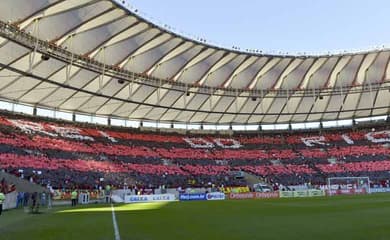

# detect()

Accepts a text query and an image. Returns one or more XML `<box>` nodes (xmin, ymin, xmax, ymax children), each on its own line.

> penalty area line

<box><xmin>111</xmin><ymin>204</ymin><xmax>121</xmax><ymax>240</ymax></box>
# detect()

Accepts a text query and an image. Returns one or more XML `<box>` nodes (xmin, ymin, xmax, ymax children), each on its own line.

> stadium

<box><xmin>0</xmin><ymin>0</ymin><xmax>390</xmax><ymax>239</ymax></box>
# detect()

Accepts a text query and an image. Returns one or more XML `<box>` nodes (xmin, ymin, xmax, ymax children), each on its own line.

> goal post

<box><xmin>327</xmin><ymin>177</ymin><xmax>371</xmax><ymax>196</ymax></box>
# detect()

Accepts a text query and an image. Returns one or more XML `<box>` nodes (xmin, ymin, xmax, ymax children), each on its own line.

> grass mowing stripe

<box><xmin>111</xmin><ymin>204</ymin><xmax>121</xmax><ymax>240</ymax></box>
<box><xmin>3</xmin><ymin>194</ymin><xmax>390</xmax><ymax>240</ymax></box>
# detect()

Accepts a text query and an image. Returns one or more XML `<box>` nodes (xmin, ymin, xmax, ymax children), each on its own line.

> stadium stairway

<box><xmin>243</xmin><ymin>172</ymin><xmax>268</xmax><ymax>188</ymax></box>
<box><xmin>0</xmin><ymin>171</ymin><xmax>46</xmax><ymax>193</ymax></box>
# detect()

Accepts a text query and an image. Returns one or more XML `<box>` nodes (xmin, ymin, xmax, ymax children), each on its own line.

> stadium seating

<box><xmin>0</xmin><ymin>112</ymin><xmax>389</xmax><ymax>189</ymax></box>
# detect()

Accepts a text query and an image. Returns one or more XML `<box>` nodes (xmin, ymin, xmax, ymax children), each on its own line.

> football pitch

<box><xmin>1</xmin><ymin>194</ymin><xmax>390</xmax><ymax>240</ymax></box>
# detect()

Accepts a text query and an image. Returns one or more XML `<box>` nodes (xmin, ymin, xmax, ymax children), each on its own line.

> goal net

<box><xmin>327</xmin><ymin>177</ymin><xmax>371</xmax><ymax>196</ymax></box>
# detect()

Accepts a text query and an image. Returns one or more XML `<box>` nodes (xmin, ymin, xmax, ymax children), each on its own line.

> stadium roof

<box><xmin>0</xmin><ymin>0</ymin><xmax>388</xmax><ymax>124</ymax></box>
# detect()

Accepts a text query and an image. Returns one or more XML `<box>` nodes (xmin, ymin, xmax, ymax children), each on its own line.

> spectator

<box><xmin>0</xmin><ymin>189</ymin><xmax>5</xmax><ymax>215</ymax></box>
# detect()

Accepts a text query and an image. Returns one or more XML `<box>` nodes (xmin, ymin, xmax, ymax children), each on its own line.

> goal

<box><xmin>327</xmin><ymin>177</ymin><xmax>371</xmax><ymax>196</ymax></box>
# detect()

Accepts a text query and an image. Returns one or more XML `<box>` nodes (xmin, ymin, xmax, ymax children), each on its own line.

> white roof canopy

<box><xmin>0</xmin><ymin>0</ymin><xmax>388</xmax><ymax>124</ymax></box>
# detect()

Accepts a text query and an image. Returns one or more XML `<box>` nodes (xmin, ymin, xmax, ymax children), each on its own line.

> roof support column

<box><xmin>28</xmin><ymin>19</ymin><xmax>40</xmax><ymax>74</ymax></box>
<box><xmin>367</xmin><ymin>70</ymin><xmax>374</xmax><ymax>108</ymax></box>
<box><xmin>339</xmin><ymin>85</ymin><xmax>344</xmax><ymax>108</ymax></box>
<box><xmin>209</xmin><ymin>88</ymin><xmax>213</xmax><ymax>110</ymax></box>
<box><xmin>235</xmin><ymin>89</ymin><xmax>239</xmax><ymax>112</ymax></box>
<box><xmin>184</xmin><ymin>83</ymin><xmax>188</xmax><ymax>106</ymax></box>
<box><xmin>259</xmin><ymin>88</ymin><xmax>264</xmax><ymax>113</ymax></box>
<box><xmin>157</xmin><ymin>78</ymin><xmax>162</xmax><ymax>105</ymax></box>
<box><xmin>98</xmin><ymin>47</ymin><xmax>106</xmax><ymax>94</ymax></box>
<box><xmin>128</xmin><ymin>73</ymin><xmax>133</xmax><ymax>101</ymax></box>
<box><xmin>286</xmin><ymin>88</ymin><xmax>290</xmax><ymax>113</ymax></box>
<box><xmin>65</xmin><ymin>36</ymin><xmax>74</xmax><ymax>85</ymax></box>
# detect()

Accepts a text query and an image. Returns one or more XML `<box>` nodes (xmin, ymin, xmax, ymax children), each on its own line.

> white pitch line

<box><xmin>111</xmin><ymin>204</ymin><xmax>121</xmax><ymax>240</ymax></box>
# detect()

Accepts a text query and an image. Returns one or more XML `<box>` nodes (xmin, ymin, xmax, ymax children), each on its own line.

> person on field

<box><xmin>31</xmin><ymin>192</ymin><xmax>39</xmax><ymax>213</ymax></box>
<box><xmin>0</xmin><ymin>190</ymin><xmax>6</xmax><ymax>215</ymax></box>
<box><xmin>41</xmin><ymin>192</ymin><xmax>46</xmax><ymax>206</ymax></box>
<box><xmin>105</xmin><ymin>184</ymin><xmax>111</xmax><ymax>204</ymax></box>
<box><xmin>23</xmin><ymin>192</ymin><xmax>30</xmax><ymax>207</ymax></box>
<box><xmin>16</xmin><ymin>191</ymin><xmax>24</xmax><ymax>208</ymax></box>
<box><xmin>71</xmin><ymin>189</ymin><xmax>78</xmax><ymax>206</ymax></box>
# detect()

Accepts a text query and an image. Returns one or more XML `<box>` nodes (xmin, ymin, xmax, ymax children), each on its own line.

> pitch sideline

<box><xmin>111</xmin><ymin>204</ymin><xmax>121</xmax><ymax>240</ymax></box>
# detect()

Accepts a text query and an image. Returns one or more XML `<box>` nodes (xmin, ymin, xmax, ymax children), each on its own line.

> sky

<box><xmin>121</xmin><ymin>0</ymin><xmax>390</xmax><ymax>54</ymax></box>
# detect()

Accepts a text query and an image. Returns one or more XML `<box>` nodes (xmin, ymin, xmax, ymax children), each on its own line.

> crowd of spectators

<box><xmin>0</xmin><ymin>177</ymin><xmax>15</xmax><ymax>194</ymax></box>
<box><xmin>0</xmin><ymin>112</ymin><xmax>389</xmax><ymax>189</ymax></box>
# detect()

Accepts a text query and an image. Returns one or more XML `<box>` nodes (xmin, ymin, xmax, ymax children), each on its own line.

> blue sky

<box><xmin>123</xmin><ymin>0</ymin><xmax>390</xmax><ymax>54</ymax></box>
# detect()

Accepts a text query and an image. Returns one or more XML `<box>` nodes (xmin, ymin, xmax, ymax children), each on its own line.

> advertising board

<box><xmin>279</xmin><ymin>191</ymin><xmax>295</xmax><ymax>198</ymax></box>
<box><xmin>124</xmin><ymin>194</ymin><xmax>176</xmax><ymax>203</ymax></box>
<box><xmin>206</xmin><ymin>192</ymin><xmax>225</xmax><ymax>201</ymax></box>
<box><xmin>371</xmin><ymin>188</ymin><xmax>390</xmax><ymax>193</ymax></box>
<box><xmin>179</xmin><ymin>192</ymin><xmax>226</xmax><ymax>201</ymax></box>
<box><xmin>327</xmin><ymin>188</ymin><xmax>367</xmax><ymax>196</ymax></box>
<box><xmin>179</xmin><ymin>193</ymin><xmax>206</xmax><ymax>201</ymax></box>
<box><xmin>280</xmin><ymin>190</ymin><xmax>325</xmax><ymax>198</ymax></box>
<box><xmin>308</xmin><ymin>189</ymin><xmax>325</xmax><ymax>197</ymax></box>
<box><xmin>229</xmin><ymin>192</ymin><xmax>279</xmax><ymax>200</ymax></box>
<box><xmin>293</xmin><ymin>190</ymin><xmax>308</xmax><ymax>198</ymax></box>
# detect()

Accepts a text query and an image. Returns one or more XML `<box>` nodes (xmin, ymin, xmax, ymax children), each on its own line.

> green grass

<box><xmin>1</xmin><ymin>194</ymin><xmax>390</xmax><ymax>240</ymax></box>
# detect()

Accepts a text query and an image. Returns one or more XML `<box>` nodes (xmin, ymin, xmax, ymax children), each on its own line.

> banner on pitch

<box><xmin>206</xmin><ymin>192</ymin><xmax>225</xmax><ymax>201</ymax></box>
<box><xmin>371</xmin><ymin>188</ymin><xmax>390</xmax><ymax>193</ymax></box>
<box><xmin>229</xmin><ymin>192</ymin><xmax>279</xmax><ymax>200</ymax></box>
<box><xmin>179</xmin><ymin>193</ymin><xmax>207</xmax><ymax>201</ymax></box>
<box><xmin>327</xmin><ymin>188</ymin><xmax>367</xmax><ymax>196</ymax></box>
<box><xmin>124</xmin><ymin>194</ymin><xmax>175</xmax><ymax>203</ymax></box>
<box><xmin>179</xmin><ymin>192</ymin><xmax>226</xmax><ymax>201</ymax></box>
<box><xmin>280</xmin><ymin>189</ymin><xmax>325</xmax><ymax>198</ymax></box>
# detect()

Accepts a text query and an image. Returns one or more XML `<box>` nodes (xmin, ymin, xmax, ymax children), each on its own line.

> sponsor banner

<box><xmin>256</xmin><ymin>192</ymin><xmax>280</xmax><ymax>198</ymax></box>
<box><xmin>327</xmin><ymin>188</ymin><xmax>368</xmax><ymax>196</ymax></box>
<box><xmin>371</xmin><ymin>188</ymin><xmax>390</xmax><ymax>193</ymax></box>
<box><xmin>308</xmin><ymin>190</ymin><xmax>325</xmax><ymax>197</ymax></box>
<box><xmin>279</xmin><ymin>191</ymin><xmax>295</xmax><ymax>198</ymax></box>
<box><xmin>179</xmin><ymin>193</ymin><xmax>207</xmax><ymax>201</ymax></box>
<box><xmin>206</xmin><ymin>192</ymin><xmax>225</xmax><ymax>201</ymax></box>
<box><xmin>221</xmin><ymin>186</ymin><xmax>250</xmax><ymax>194</ymax></box>
<box><xmin>111</xmin><ymin>195</ymin><xmax>124</xmax><ymax>203</ymax></box>
<box><xmin>293</xmin><ymin>190</ymin><xmax>308</xmax><ymax>198</ymax></box>
<box><xmin>280</xmin><ymin>190</ymin><xmax>325</xmax><ymax>198</ymax></box>
<box><xmin>52</xmin><ymin>190</ymin><xmax>103</xmax><ymax>200</ymax></box>
<box><xmin>229</xmin><ymin>192</ymin><xmax>255</xmax><ymax>200</ymax></box>
<box><xmin>125</xmin><ymin>194</ymin><xmax>175</xmax><ymax>203</ymax></box>
<box><xmin>229</xmin><ymin>192</ymin><xmax>279</xmax><ymax>200</ymax></box>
